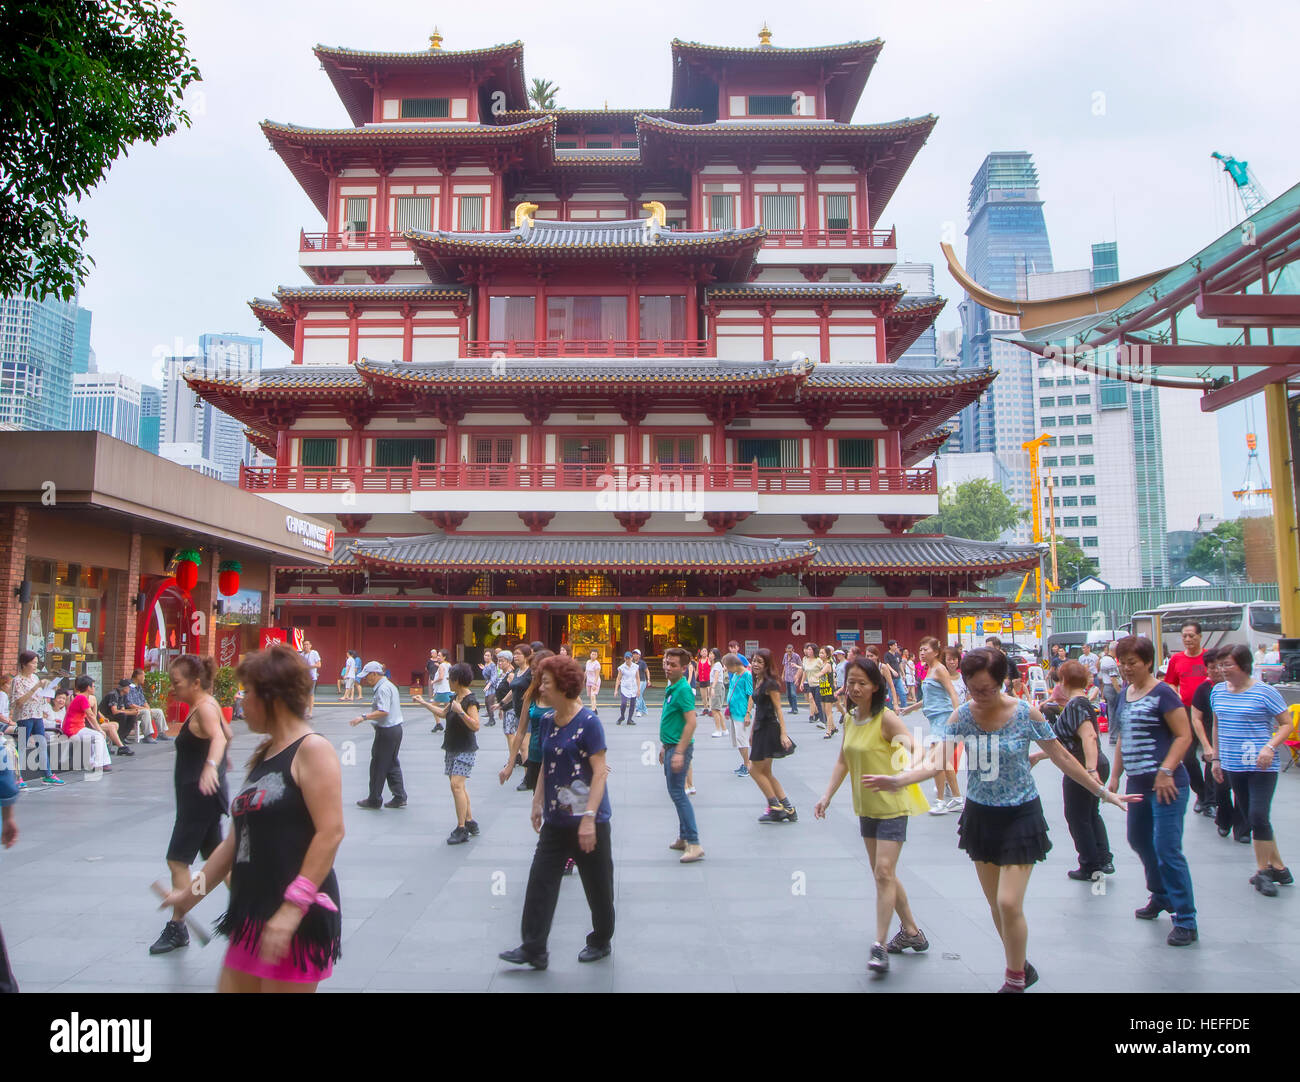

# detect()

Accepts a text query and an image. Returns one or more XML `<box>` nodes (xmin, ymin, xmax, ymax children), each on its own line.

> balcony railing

<box><xmin>762</xmin><ymin>228</ymin><xmax>896</xmax><ymax>250</ymax></box>
<box><xmin>300</xmin><ymin>230</ymin><xmax>410</xmax><ymax>252</ymax></box>
<box><xmin>240</xmin><ymin>462</ymin><xmax>937</xmax><ymax>495</ymax></box>
<box><xmin>464</xmin><ymin>339</ymin><xmax>711</xmax><ymax>358</ymax></box>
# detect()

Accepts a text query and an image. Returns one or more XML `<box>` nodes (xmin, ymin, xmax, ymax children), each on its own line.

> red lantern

<box><xmin>218</xmin><ymin>560</ymin><xmax>242</xmax><ymax>597</ymax></box>
<box><xmin>175</xmin><ymin>560</ymin><xmax>198</xmax><ymax>591</ymax></box>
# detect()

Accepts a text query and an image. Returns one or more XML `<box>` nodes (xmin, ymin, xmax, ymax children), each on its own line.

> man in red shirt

<box><xmin>1163</xmin><ymin>621</ymin><xmax>1212</xmax><ymax>815</ymax></box>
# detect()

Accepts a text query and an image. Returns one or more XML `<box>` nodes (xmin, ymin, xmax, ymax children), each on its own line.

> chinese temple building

<box><xmin>189</xmin><ymin>28</ymin><xmax>1038</xmax><ymax>682</ymax></box>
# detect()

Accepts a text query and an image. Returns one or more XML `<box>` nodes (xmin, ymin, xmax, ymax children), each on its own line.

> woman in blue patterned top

<box><xmin>499</xmin><ymin>654</ymin><xmax>613</xmax><ymax>971</ymax></box>
<box><xmin>870</xmin><ymin>648</ymin><xmax>1134</xmax><ymax>992</ymax></box>
<box><xmin>1208</xmin><ymin>643</ymin><xmax>1293</xmax><ymax>897</ymax></box>
<box><xmin>1108</xmin><ymin>636</ymin><xmax>1198</xmax><ymax>946</ymax></box>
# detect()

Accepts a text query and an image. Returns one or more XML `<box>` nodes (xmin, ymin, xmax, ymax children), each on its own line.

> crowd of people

<box><xmin>0</xmin><ymin>616</ymin><xmax>1294</xmax><ymax>995</ymax></box>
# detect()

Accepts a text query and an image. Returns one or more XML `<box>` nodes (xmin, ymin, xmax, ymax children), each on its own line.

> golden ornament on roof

<box><xmin>758</xmin><ymin>23</ymin><xmax>772</xmax><ymax>46</ymax></box>
<box><xmin>514</xmin><ymin>202</ymin><xmax>539</xmax><ymax>228</ymax></box>
<box><xmin>429</xmin><ymin>27</ymin><xmax>444</xmax><ymax>50</ymax></box>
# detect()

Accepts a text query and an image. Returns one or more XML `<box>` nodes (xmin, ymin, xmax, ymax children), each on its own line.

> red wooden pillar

<box><xmin>348</xmin><ymin>312</ymin><xmax>359</xmax><ymax>362</ymax></box>
<box><xmin>856</xmin><ymin>169</ymin><xmax>869</xmax><ymax>232</ymax></box>
<box><xmin>402</xmin><ymin>306</ymin><xmax>413</xmax><ymax>362</ymax></box>
<box><xmin>804</xmin><ymin>168</ymin><xmax>818</xmax><ymax>232</ymax></box>
<box><xmin>740</xmin><ymin>168</ymin><xmax>754</xmax><ymax>227</ymax></box>
<box><xmin>627</xmin><ymin>421</ymin><xmax>641</xmax><ymax>465</ymax></box>
<box><xmin>534</xmin><ymin>288</ymin><xmax>546</xmax><ymax>346</ymax></box>
<box><xmin>293</xmin><ymin>318</ymin><xmax>305</xmax><ymax>364</ymax></box>
<box><xmin>348</xmin><ymin>425</ymin><xmax>363</xmax><ymax>467</ymax></box>
<box><xmin>689</xmin><ymin>171</ymin><xmax>702</xmax><ymax>229</ymax></box>
<box><xmin>275</xmin><ymin>427</ymin><xmax>289</xmax><ymax>467</ymax></box>
<box><xmin>445</xmin><ymin>417</ymin><xmax>460</xmax><ymax>464</ymax></box>
<box><xmin>712</xmin><ymin>418</ymin><xmax>726</xmax><ymax>465</ymax></box>
<box><xmin>376</xmin><ymin>172</ymin><xmax>388</xmax><ymax>232</ymax></box>
<box><xmin>715</xmin><ymin>608</ymin><xmax>728</xmax><ymax>650</ymax></box>
<box><xmin>810</xmin><ymin>423</ymin><xmax>828</xmax><ymax>470</ymax></box>
<box><xmin>885</xmin><ymin>428</ymin><xmax>902</xmax><ymax>470</ymax></box>
<box><xmin>440</xmin><ymin>172</ymin><xmax>453</xmax><ymax>230</ymax></box>
<box><xmin>685</xmin><ymin>281</ymin><xmax>698</xmax><ymax>344</ymax></box>
<box><xmin>761</xmin><ymin>304</ymin><xmax>774</xmax><ymax>359</ymax></box>
<box><xmin>875</xmin><ymin>316</ymin><xmax>887</xmax><ymax>364</ymax></box>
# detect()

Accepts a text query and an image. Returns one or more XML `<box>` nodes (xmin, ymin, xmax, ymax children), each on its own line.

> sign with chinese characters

<box><xmin>76</xmin><ymin>609</ymin><xmax>91</xmax><ymax>630</ymax></box>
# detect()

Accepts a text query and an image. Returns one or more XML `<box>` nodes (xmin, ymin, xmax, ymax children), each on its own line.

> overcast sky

<box><xmin>74</xmin><ymin>0</ymin><xmax>1300</xmax><ymax>509</ymax></box>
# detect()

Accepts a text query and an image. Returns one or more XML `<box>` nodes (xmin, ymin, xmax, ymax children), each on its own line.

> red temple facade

<box><xmin>189</xmin><ymin>29</ymin><xmax>1037</xmax><ymax>683</ymax></box>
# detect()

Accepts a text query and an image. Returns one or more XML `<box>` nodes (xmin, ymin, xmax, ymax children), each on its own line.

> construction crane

<box><xmin>1232</xmin><ymin>430</ymin><xmax>1273</xmax><ymax>507</ymax></box>
<box><xmin>1212</xmin><ymin>151</ymin><xmax>1270</xmax><ymax>217</ymax></box>
<box><xmin>1013</xmin><ymin>433</ymin><xmax>1057</xmax><ymax>609</ymax></box>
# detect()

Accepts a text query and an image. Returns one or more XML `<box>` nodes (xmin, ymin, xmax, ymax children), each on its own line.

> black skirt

<box><xmin>749</xmin><ymin>722</ymin><xmax>795</xmax><ymax>762</ymax></box>
<box><xmin>956</xmin><ymin>797</ymin><xmax>1052</xmax><ymax>866</ymax></box>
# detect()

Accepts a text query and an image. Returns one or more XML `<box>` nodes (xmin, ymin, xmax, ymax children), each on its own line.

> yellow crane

<box><xmin>1014</xmin><ymin>433</ymin><xmax>1057</xmax><ymax>608</ymax></box>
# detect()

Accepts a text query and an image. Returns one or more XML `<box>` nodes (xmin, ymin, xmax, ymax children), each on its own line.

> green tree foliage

<box><xmin>913</xmin><ymin>479</ymin><xmax>1027</xmax><ymax>542</ymax></box>
<box><xmin>1186</xmin><ymin>519</ymin><xmax>1246</xmax><ymax>580</ymax></box>
<box><xmin>1051</xmin><ymin>539</ymin><xmax>1096</xmax><ymax>588</ymax></box>
<box><xmin>0</xmin><ymin>1</ymin><xmax>201</xmax><ymax>299</ymax></box>
<box><xmin>529</xmin><ymin>78</ymin><xmax>559</xmax><ymax>110</ymax></box>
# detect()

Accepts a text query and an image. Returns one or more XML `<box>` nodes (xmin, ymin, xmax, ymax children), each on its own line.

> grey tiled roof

<box><xmin>352</xmin><ymin>534</ymin><xmax>818</xmax><ymax>571</ymax></box>
<box><xmin>404</xmin><ymin>217</ymin><xmax>763</xmax><ymax>250</ymax></box>
<box><xmin>805</xmin><ymin>365</ymin><xmax>992</xmax><ymax>391</ymax></box>
<box><xmin>358</xmin><ymin>357</ymin><xmax>809</xmax><ymax>387</ymax></box>
<box><xmin>706</xmin><ymin>282</ymin><xmax>903</xmax><ymax>301</ymax></box>
<box><xmin>637</xmin><ymin>115</ymin><xmax>936</xmax><ymax>137</ymax></box>
<box><xmin>810</xmin><ymin>537</ymin><xmax>1039</xmax><ymax>572</ymax></box>
<box><xmin>275</xmin><ymin>284</ymin><xmax>470</xmax><ymax>301</ymax></box>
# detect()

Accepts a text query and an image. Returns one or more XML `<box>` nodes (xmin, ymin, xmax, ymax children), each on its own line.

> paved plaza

<box><xmin>2</xmin><ymin>693</ymin><xmax>1297</xmax><ymax>994</ymax></box>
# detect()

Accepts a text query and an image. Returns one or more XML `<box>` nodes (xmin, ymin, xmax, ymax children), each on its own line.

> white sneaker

<box><xmin>928</xmin><ymin>800</ymin><xmax>950</xmax><ymax>816</ymax></box>
<box><xmin>711</xmin><ymin>731</ymin><xmax>724</xmax><ymax>738</ymax></box>
<box><xmin>945</xmin><ymin>795</ymin><xmax>965</xmax><ymax>811</ymax></box>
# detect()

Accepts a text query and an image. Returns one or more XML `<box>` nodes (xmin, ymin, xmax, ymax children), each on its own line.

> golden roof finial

<box><xmin>758</xmin><ymin>22</ymin><xmax>772</xmax><ymax>46</ymax></box>
<box><xmin>429</xmin><ymin>26</ymin><xmax>444</xmax><ymax>50</ymax></box>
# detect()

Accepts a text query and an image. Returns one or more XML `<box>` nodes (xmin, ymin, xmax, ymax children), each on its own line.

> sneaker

<box><xmin>668</xmin><ymin>838</ymin><xmax>686</xmax><ymax>851</ymax></box>
<box><xmin>945</xmin><ymin>795</ymin><xmax>965</xmax><ymax>811</ymax></box>
<box><xmin>627</xmin><ymin>720</ymin><xmax>636</xmax><ymax>726</ymax></box>
<box><xmin>616</xmin><ymin>718</ymin><xmax>623</xmax><ymax>725</ymax></box>
<box><xmin>758</xmin><ymin>806</ymin><xmax>789</xmax><ymax>823</ymax></box>
<box><xmin>148</xmin><ymin>920</ymin><xmax>189</xmax><ymax>955</ymax></box>
<box><xmin>498</xmin><ymin>946</ymin><xmax>548</xmax><ymax>970</ymax></box>
<box><xmin>447</xmin><ymin>826</ymin><xmax>470</xmax><ymax>845</ymax></box>
<box><xmin>734</xmin><ymin>766</ymin><xmax>750</xmax><ymax>777</ymax></box>
<box><xmin>1235</xmin><ymin>833</ymin><xmax>1252</xmax><ymax>844</ymax></box>
<box><xmin>16</xmin><ymin>781</ymin><xmax>27</xmax><ymax>790</ymax></box>
<box><xmin>384</xmin><ymin>797</ymin><xmax>407</xmax><ymax>808</ymax></box>
<box><xmin>886</xmin><ymin>927</ymin><xmax>929</xmax><ymax>954</ymax></box>
<box><xmin>465</xmin><ymin>819</ymin><xmax>480</xmax><ymax>836</ymax></box>
<box><xmin>1067</xmin><ymin>867</ymin><xmax>1093</xmax><ymax>881</ymax></box>
<box><xmin>1167</xmin><ymin>926</ymin><xmax>1198</xmax><ymax>947</ymax></box>
<box><xmin>1201</xmin><ymin>803</ymin><xmax>1217</xmax><ymax>818</ymax></box>
<box><xmin>927</xmin><ymin>800</ymin><xmax>950</xmax><ymax>816</ymax></box>
<box><xmin>780</xmin><ymin>799</ymin><xmax>798</xmax><ymax>822</ymax></box>
<box><xmin>142</xmin><ymin>736</ymin><xmax>157</xmax><ymax>745</ymax></box>
<box><xmin>516</xmin><ymin>779</ymin><xmax>531</xmax><ymax>791</ymax></box>
<box><xmin>1251</xmin><ymin>872</ymin><xmax>1279</xmax><ymax>897</ymax></box>
<box><xmin>578</xmin><ymin>945</ymin><xmax>611</xmax><ymax>963</ymax></box>
<box><xmin>1217</xmin><ymin>826</ymin><xmax>1231</xmax><ymax>838</ymax></box>
<box><xmin>116</xmin><ymin>745</ymin><xmax>135</xmax><ymax>757</ymax></box>
<box><xmin>711</xmin><ymin>731</ymin><xmax>724</xmax><ymax>738</ymax></box>
<box><xmin>156</xmin><ymin>732</ymin><xmax>173</xmax><ymax>741</ymax></box>
<box><xmin>868</xmin><ymin>943</ymin><xmax>890</xmax><ymax>973</ymax></box>
<box><xmin>1100</xmin><ymin>861</ymin><xmax>1115</xmax><ymax>875</ymax></box>
<box><xmin>679</xmin><ymin>844</ymin><xmax>705</xmax><ymax>863</ymax></box>
<box><xmin>43</xmin><ymin>774</ymin><xmax>65</xmax><ymax>786</ymax></box>
<box><xmin>1267</xmin><ymin>866</ymin><xmax>1293</xmax><ymax>885</ymax></box>
<box><xmin>1134</xmin><ymin>896</ymin><xmax>1172</xmax><ymax>920</ymax></box>
<box><xmin>1025</xmin><ymin>962</ymin><xmax>1039</xmax><ymax>988</ymax></box>
<box><xmin>1193</xmin><ymin>799</ymin><xmax>1205</xmax><ymax>814</ymax></box>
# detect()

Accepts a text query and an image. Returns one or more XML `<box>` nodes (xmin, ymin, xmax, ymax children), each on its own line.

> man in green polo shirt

<box><xmin>660</xmin><ymin>647</ymin><xmax>703</xmax><ymax>864</ymax></box>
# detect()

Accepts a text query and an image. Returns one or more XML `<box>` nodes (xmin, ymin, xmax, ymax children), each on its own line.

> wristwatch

<box><xmin>580</xmin><ymin>810</ymin><xmax>597</xmax><ymax>818</ymax></box>
<box><xmin>1157</xmin><ymin>766</ymin><xmax>1174</xmax><ymax>777</ymax></box>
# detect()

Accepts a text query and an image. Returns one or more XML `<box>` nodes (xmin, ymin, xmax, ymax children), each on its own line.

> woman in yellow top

<box><xmin>814</xmin><ymin>656</ymin><xmax>930</xmax><ymax>975</ymax></box>
<box><xmin>797</xmin><ymin>643</ymin><xmax>828</xmax><ymax>729</ymax></box>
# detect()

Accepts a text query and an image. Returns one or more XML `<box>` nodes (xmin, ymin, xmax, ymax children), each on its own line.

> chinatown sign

<box><xmin>286</xmin><ymin>515</ymin><xmax>334</xmax><ymax>554</ymax></box>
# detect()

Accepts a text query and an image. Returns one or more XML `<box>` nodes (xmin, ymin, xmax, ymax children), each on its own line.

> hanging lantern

<box><xmin>218</xmin><ymin>560</ymin><xmax>242</xmax><ymax>597</ymax></box>
<box><xmin>175</xmin><ymin>548</ymin><xmax>201</xmax><ymax>592</ymax></box>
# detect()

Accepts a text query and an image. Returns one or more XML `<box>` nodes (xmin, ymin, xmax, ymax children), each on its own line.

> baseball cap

<box><xmin>632</xmin><ymin>648</ymin><xmax>642</xmax><ymax>655</ymax></box>
<box><xmin>360</xmin><ymin>661</ymin><xmax>385</xmax><ymax>676</ymax></box>
<box><xmin>118</xmin><ymin>678</ymin><xmax>132</xmax><ymax>688</ymax></box>
<box><xmin>623</xmin><ymin>651</ymin><xmax>633</xmax><ymax>659</ymax></box>
<box><xmin>833</xmin><ymin>649</ymin><xmax>845</xmax><ymax>657</ymax></box>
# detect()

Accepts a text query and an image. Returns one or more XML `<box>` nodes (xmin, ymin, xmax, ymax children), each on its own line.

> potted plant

<box><xmin>212</xmin><ymin>666</ymin><xmax>240</xmax><ymax>723</ymax></box>
<box><xmin>140</xmin><ymin>670</ymin><xmax>180</xmax><ymax>732</ymax></box>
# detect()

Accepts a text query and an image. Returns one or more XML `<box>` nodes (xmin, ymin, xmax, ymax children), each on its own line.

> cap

<box><xmin>632</xmin><ymin>648</ymin><xmax>642</xmax><ymax>655</ymax></box>
<box><xmin>360</xmin><ymin>661</ymin><xmax>385</xmax><ymax>676</ymax></box>
<box><xmin>833</xmin><ymin>649</ymin><xmax>845</xmax><ymax>657</ymax></box>
<box><xmin>118</xmin><ymin>678</ymin><xmax>132</xmax><ymax>688</ymax></box>
<box><xmin>623</xmin><ymin>651</ymin><xmax>633</xmax><ymax>659</ymax></box>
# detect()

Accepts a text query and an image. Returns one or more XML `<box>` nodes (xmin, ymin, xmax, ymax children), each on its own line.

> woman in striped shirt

<box><xmin>1208</xmin><ymin>644</ymin><xmax>1293</xmax><ymax>897</ymax></box>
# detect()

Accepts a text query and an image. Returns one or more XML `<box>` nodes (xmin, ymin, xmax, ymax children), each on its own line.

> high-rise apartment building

<box><xmin>71</xmin><ymin>372</ymin><xmax>143</xmax><ymax>444</ymax></box>
<box><xmin>885</xmin><ymin>263</ymin><xmax>938</xmax><ymax>369</ymax></box>
<box><xmin>0</xmin><ymin>293</ymin><xmax>92</xmax><ymax>431</ymax></box>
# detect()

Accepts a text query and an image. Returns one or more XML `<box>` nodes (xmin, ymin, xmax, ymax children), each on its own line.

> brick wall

<box><xmin>0</xmin><ymin>506</ymin><xmax>29</xmax><ymax>667</ymax></box>
<box><xmin>103</xmin><ymin>530</ymin><xmax>142</xmax><ymax>681</ymax></box>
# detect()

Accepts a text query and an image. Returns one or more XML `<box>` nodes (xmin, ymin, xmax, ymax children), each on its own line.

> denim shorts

<box><xmin>859</xmin><ymin>815</ymin><xmax>908</xmax><ymax>842</ymax></box>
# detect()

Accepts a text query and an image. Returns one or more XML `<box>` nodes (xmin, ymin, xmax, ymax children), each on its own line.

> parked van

<box><xmin>1046</xmin><ymin>629</ymin><xmax>1119</xmax><ymax>659</ymax></box>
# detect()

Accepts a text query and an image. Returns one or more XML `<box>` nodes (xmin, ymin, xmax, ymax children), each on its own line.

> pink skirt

<box><xmin>223</xmin><ymin>937</ymin><xmax>333</xmax><ymax>984</ymax></box>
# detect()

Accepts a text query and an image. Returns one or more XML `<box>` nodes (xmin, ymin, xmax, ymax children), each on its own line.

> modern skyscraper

<box><xmin>139</xmin><ymin>385</ymin><xmax>161</xmax><ymax>455</ymax></box>
<box><xmin>1091</xmin><ymin>242</ymin><xmax>1119</xmax><ymax>287</ymax></box>
<box><xmin>0</xmin><ymin>293</ymin><xmax>91</xmax><ymax>432</ymax></box>
<box><xmin>159</xmin><ymin>334</ymin><xmax>264</xmax><ymax>483</ymax></box>
<box><xmin>959</xmin><ymin>153</ymin><xmax>1053</xmax><ymax>531</ymax></box>
<box><xmin>71</xmin><ymin>372</ymin><xmax>143</xmax><ymax>444</ymax></box>
<box><xmin>885</xmin><ymin>263</ymin><xmax>938</xmax><ymax>369</ymax></box>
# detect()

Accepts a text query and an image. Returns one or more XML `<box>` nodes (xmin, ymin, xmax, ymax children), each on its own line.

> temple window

<box><xmin>639</xmin><ymin>295</ymin><xmax>686</xmax><ymax>339</ymax></box>
<box><xmin>708</xmin><ymin>195</ymin><xmax>735</xmax><ymax>230</ymax></box>
<box><xmin>559</xmin><ymin>436</ymin><xmax>610</xmax><ymax>464</ymax></box>
<box><xmin>825</xmin><ymin>194</ymin><xmax>851</xmax><ymax>231</ymax></box>
<box><xmin>457</xmin><ymin>195</ymin><xmax>485</xmax><ymax>230</ymax></box>
<box><xmin>747</xmin><ymin>94</ymin><xmax>796</xmax><ymax>116</ymax></box>
<box><xmin>736</xmin><ymin>437</ymin><xmax>799</xmax><ymax>468</ymax></box>
<box><xmin>653</xmin><ymin>436</ymin><xmax>698</xmax><ymax>464</ymax></box>
<box><xmin>400</xmin><ymin>97</ymin><xmax>450</xmax><ymax>119</ymax></box>
<box><xmin>344</xmin><ymin>197</ymin><xmax>369</xmax><ymax>233</ymax></box>
<box><xmin>470</xmin><ymin>437</ymin><xmax>514</xmax><ymax>464</ymax></box>
<box><xmin>835</xmin><ymin>438</ymin><xmax>875</xmax><ymax>468</ymax></box>
<box><xmin>546</xmin><ymin>296</ymin><xmax>626</xmax><ymax>340</ymax></box>
<box><xmin>374</xmin><ymin>438</ymin><xmax>438</xmax><ymax>467</ymax></box>
<box><xmin>299</xmin><ymin>437</ymin><xmax>337</xmax><ymax>468</ymax></box>
<box><xmin>489</xmin><ymin>296</ymin><xmax>535</xmax><ymax>340</ymax></box>
<box><xmin>760</xmin><ymin>194</ymin><xmax>799</xmax><ymax>231</ymax></box>
<box><xmin>394</xmin><ymin>196</ymin><xmax>432</xmax><ymax>231</ymax></box>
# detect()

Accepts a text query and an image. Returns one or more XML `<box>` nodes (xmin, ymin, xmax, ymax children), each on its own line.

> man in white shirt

<box><xmin>1078</xmin><ymin>642</ymin><xmax>1100</xmax><ymax>685</ymax></box>
<box><xmin>302</xmin><ymin>640</ymin><xmax>322</xmax><ymax>718</ymax></box>
<box><xmin>616</xmin><ymin>652</ymin><xmax>640</xmax><ymax>726</ymax></box>
<box><xmin>350</xmin><ymin>661</ymin><xmax>407</xmax><ymax>809</ymax></box>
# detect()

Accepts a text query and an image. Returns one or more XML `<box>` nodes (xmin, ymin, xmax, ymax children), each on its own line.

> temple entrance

<box><xmin>558</xmin><ymin>613</ymin><xmax>621</xmax><ymax>679</ymax></box>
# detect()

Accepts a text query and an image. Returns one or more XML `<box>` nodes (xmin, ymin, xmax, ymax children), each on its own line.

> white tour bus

<box><xmin>1125</xmin><ymin>601</ymin><xmax>1282</xmax><ymax>672</ymax></box>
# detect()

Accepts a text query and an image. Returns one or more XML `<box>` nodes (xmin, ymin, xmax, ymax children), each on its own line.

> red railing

<box><xmin>300</xmin><ymin>230</ymin><xmax>411</xmax><ymax>252</ymax></box>
<box><xmin>762</xmin><ymin>228</ymin><xmax>896</xmax><ymax>250</ymax></box>
<box><xmin>240</xmin><ymin>462</ymin><xmax>937</xmax><ymax>495</ymax></box>
<box><xmin>464</xmin><ymin>339</ymin><xmax>711</xmax><ymax>358</ymax></box>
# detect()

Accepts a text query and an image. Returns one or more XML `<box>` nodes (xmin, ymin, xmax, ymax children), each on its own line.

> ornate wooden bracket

<box><xmin>368</xmin><ymin>267</ymin><xmax>395</xmax><ymax>284</ymax></box>
<box><xmin>799</xmin><ymin>266</ymin><xmax>828</xmax><ymax>282</ymax></box>
<box><xmin>518</xmin><ymin>511</ymin><xmax>555</xmax><ymax>533</ymax></box>
<box><xmin>703</xmin><ymin>511</ymin><xmax>750</xmax><ymax>534</ymax></box>
<box><xmin>418</xmin><ymin>510</ymin><xmax>468</xmax><ymax>532</ymax></box>
<box><xmin>879</xmin><ymin>514</ymin><xmax>921</xmax><ymax>536</ymax></box>
<box><xmin>800</xmin><ymin>514</ymin><xmax>838</xmax><ymax>536</ymax></box>
<box><xmin>800</xmin><ymin>573</ymin><xmax>845</xmax><ymax>597</ymax></box>
<box><xmin>614</xmin><ymin>511</ymin><xmax>651</xmax><ymax>533</ymax></box>
<box><xmin>338</xmin><ymin>514</ymin><xmax>372</xmax><ymax>534</ymax></box>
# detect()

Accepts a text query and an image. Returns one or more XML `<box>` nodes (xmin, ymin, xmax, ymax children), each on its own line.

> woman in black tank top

<box><xmin>162</xmin><ymin>645</ymin><xmax>344</xmax><ymax>992</ymax></box>
<box><xmin>152</xmin><ymin>655</ymin><xmax>229</xmax><ymax>957</ymax></box>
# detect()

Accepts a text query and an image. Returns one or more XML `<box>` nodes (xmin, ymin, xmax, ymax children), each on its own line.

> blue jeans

<box><xmin>663</xmin><ymin>742</ymin><xmax>698</xmax><ymax>844</ymax></box>
<box><xmin>893</xmin><ymin>677</ymin><xmax>907</xmax><ymax>708</ymax></box>
<box><xmin>784</xmin><ymin>680</ymin><xmax>799</xmax><ymax>713</ymax></box>
<box><xmin>636</xmin><ymin>690</ymin><xmax>646</xmax><ymax>715</ymax></box>
<box><xmin>1126</xmin><ymin>772</ymin><xmax>1196</xmax><ymax>929</ymax></box>
<box><xmin>17</xmin><ymin>718</ymin><xmax>51</xmax><ymax>777</ymax></box>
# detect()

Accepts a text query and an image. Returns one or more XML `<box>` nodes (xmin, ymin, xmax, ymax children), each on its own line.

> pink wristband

<box><xmin>283</xmin><ymin>874</ymin><xmax>339</xmax><ymax>915</ymax></box>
